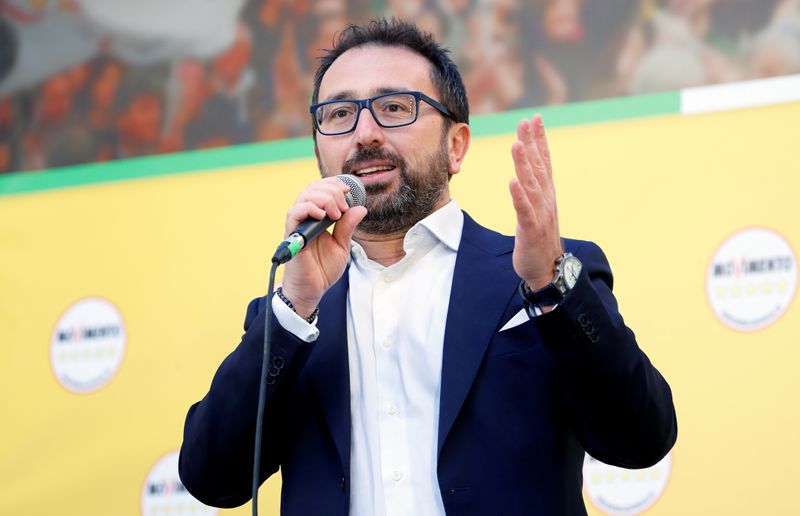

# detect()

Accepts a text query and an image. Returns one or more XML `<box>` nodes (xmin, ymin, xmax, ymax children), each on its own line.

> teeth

<box><xmin>357</xmin><ymin>165</ymin><xmax>393</xmax><ymax>175</ymax></box>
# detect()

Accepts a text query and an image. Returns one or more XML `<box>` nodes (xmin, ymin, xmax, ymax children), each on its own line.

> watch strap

<box><xmin>518</xmin><ymin>280</ymin><xmax>563</xmax><ymax>309</ymax></box>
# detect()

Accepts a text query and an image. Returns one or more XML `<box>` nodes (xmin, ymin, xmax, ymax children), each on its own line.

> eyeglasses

<box><xmin>310</xmin><ymin>91</ymin><xmax>454</xmax><ymax>136</ymax></box>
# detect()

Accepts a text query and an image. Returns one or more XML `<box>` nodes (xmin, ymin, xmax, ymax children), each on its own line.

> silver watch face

<box><xmin>562</xmin><ymin>255</ymin><xmax>582</xmax><ymax>289</ymax></box>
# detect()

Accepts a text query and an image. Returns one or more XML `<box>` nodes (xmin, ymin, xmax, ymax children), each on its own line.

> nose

<box><xmin>351</xmin><ymin>106</ymin><xmax>385</xmax><ymax>149</ymax></box>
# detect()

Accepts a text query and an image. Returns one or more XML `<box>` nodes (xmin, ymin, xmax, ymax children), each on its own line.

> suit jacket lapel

<box><xmin>300</xmin><ymin>214</ymin><xmax>518</xmax><ymax>467</ymax></box>
<box><xmin>306</xmin><ymin>269</ymin><xmax>351</xmax><ymax>476</ymax></box>
<box><xmin>438</xmin><ymin>213</ymin><xmax>518</xmax><ymax>456</ymax></box>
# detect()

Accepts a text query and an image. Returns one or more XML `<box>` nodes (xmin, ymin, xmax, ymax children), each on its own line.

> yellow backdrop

<box><xmin>1</xmin><ymin>98</ymin><xmax>798</xmax><ymax>514</ymax></box>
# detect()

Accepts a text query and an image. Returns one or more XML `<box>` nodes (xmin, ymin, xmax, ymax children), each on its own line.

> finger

<box><xmin>303</xmin><ymin>180</ymin><xmax>351</xmax><ymax>213</ymax></box>
<box><xmin>512</xmin><ymin>140</ymin><xmax>556</xmax><ymax>229</ymax></box>
<box><xmin>298</xmin><ymin>190</ymin><xmax>348</xmax><ymax>220</ymax></box>
<box><xmin>532</xmin><ymin>114</ymin><xmax>553</xmax><ymax>178</ymax></box>
<box><xmin>286</xmin><ymin>201</ymin><xmax>328</xmax><ymax>236</ymax></box>
<box><xmin>516</xmin><ymin>118</ymin><xmax>544</xmax><ymax>170</ymax></box>
<box><xmin>331</xmin><ymin>206</ymin><xmax>368</xmax><ymax>248</ymax></box>
<box><xmin>320</xmin><ymin>176</ymin><xmax>355</xmax><ymax>211</ymax></box>
<box><xmin>517</xmin><ymin>118</ymin><xmax>550</xmax><ymax>191</ymax></box>
<box><xmin>511</xmin><ymin>140</ymin><xmax>540</xmax><ymax>196</ymax></box>
<box><xmin>529</xmin><ymin>116</ymin><xmax>558</xmax><ymax>216</ymax></box>
<box><xmin>509</xmin><ymin>177</ymin><xmax>538</xmax><ymax>229</ymax></box>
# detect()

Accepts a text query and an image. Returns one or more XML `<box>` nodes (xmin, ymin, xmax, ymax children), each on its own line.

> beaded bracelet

<box><xmin>276</xmin><ymin>287</ymin><xmax>319</xmax><ymax>324</ymax></box>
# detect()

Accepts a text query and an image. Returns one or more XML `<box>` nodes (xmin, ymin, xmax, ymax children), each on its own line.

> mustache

<box><xmin>341</xmin><ymin>147</ymin><xmax>404</xmax><ymax>174</ymax></box>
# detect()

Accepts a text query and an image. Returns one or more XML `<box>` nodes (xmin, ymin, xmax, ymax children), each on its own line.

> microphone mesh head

<box><xmin>337</xmin><ymin>174</ymin><xmax>366</xmax><ymax>208</ymax></box>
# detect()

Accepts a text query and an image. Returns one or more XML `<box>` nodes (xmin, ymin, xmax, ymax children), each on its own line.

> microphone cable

<box><xmin>252</xmin><ymin>260</ymin><xmax>278</xmax><ymax>516</ymax></box>
<box><xmin>249</xmin><ymin>175</ymin><xmax>363</xmax><ymax>515</ymax></box>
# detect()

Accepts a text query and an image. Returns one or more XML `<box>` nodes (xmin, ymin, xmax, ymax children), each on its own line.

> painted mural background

<box><xmin>2</xmin><ymin>0</ymin><xmax>798</xmax><ymax>174</ymax></box>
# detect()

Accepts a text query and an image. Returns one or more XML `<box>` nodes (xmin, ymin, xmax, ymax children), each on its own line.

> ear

<box><xmin>446</xmin><ymin>122</ymin><xmax>470</xmax><ymax>176</ymax></box>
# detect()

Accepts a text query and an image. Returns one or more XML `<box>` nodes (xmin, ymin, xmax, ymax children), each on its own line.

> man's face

<box><xmin>315</xmin><ymin>45</ymin><xmax>454</xmax><ymax>235</ymax></box>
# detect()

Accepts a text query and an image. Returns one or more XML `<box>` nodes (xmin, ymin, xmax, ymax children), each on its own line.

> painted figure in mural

<box><xmin>178</xmin><ymin>18</ymin><xmax>677</xmax><ymax>516</ymax></box>
<box><xmin>2</xmin><ymin>0</ymin><xmax>797</xmax><ymax>174</ymax></box>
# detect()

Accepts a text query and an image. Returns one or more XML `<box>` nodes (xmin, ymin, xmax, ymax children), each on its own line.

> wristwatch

<box><xmin>518</xmin><ymin>252</ymin><xmax>582</xmax><ymax>312</ymax></box>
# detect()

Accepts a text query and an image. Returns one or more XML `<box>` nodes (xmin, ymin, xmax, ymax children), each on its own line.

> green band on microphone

<box><xmin>288</xmin><ymin>238</ymin><xmax>303</xmax><ymax>257</ymax></box>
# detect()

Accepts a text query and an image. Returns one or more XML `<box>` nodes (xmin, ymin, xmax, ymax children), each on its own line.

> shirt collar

<box><xmin>413</xmin><ymin>199</ymin><xmax>462</xmax><ymax>252</ymax></box>
<box><xmin>349</xmin><ymin>199</ymin><xmax>463</xmax><ymax>262</ymax></box>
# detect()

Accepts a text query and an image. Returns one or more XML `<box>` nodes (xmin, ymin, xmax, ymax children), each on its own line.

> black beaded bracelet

<box><xmin>276</xmin><ymin>287</ymin><xmax>319</xmax><ymax>324</ymax></box>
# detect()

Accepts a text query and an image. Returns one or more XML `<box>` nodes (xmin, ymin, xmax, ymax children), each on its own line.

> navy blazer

<box><xmin>179</xmin><ymin>212</ymin><xmax>677</xmax><ymax>515</ymax></box>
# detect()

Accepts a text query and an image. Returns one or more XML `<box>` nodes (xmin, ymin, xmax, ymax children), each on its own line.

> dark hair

<box><xmin>311</xmin><ymin>18</ymin><xmax>469</xmax><ymax>127</ymax></box>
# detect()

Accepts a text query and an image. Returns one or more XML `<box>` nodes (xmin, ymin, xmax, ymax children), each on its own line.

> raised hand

<box><xmin>508</xmin><ymin>114</ymin><xmax>564</xmax><ymax>291</ymax></box>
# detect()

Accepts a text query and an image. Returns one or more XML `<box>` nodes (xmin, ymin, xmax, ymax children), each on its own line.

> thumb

<box><xmin>331</xmin><ymin>206</ymin><xmax>367</xmax><ymax>248</ymax></box>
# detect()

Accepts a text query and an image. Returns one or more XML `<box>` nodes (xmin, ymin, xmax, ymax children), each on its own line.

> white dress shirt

<box><xmin>273</xmin><ymin>200</ymin><xmax>463</xmax><ymax>516</ymax></box>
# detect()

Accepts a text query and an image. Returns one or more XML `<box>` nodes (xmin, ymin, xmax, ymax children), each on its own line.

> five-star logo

<box><xmin>583</xmin><ymin>452</ymin><xmax>672</xmax><ymax>515</ymax></box>
<box><xmin>141</xmin><ymin>450</ymin><xmax>217</xmax><ymax>516</ymax></box>
<box><xmin>50</xmin><ymin>297</ymin><xmax>126</xmax><ymax>393</ymax></box>
<box><xmin>706</xmin><ymin>227</ymin><xmax>797</xmax><ymax>331</ymax></box>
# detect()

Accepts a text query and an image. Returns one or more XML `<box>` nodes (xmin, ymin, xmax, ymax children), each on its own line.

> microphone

<box><xmin>272</xmin><ymin>174</ymin><xmax>366</xmax><ymax>264</ymax></box>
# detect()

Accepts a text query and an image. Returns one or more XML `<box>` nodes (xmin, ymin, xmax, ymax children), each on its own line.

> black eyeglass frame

<box><xmin>309</xmin><ymin>90</ymin><xmax>454</xmax><ymax>136</ymax></box>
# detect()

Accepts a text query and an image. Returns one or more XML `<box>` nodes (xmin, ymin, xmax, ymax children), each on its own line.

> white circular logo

<box><xmin>50</xmin><ymin>297</ymin><xmax>126</xmax><ymax>393</ymax></box>
<box><xmin>583</xmin><ymin>452</ymin><xmax>671</xmax><ymax>516</ymax></box>
<box><xmin>141</xmin><ymin>450</ymin><xmax>218</xmax><ymax>516</ymax></box>
<box><xmin>706</xmin><ymin>227</ymin><xmax>797</xmax><ymax>331</ymax></box>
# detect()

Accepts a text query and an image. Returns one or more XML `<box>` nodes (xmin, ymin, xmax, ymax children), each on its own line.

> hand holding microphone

<box><xmin>252</xmin><ymin>177</ymin><xmax>366</xmax><ymax>511</ymax></box>
<box><xmin>272</xmin><ymin>175</ymin><xmax>366</xmax><ymax>264</ymax></box>
<box><xmin>275</xmin><ymin>174</ymin><xmax>367</xmax><ymax>318</ymax></box>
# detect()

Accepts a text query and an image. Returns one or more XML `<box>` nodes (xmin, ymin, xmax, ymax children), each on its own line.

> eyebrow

<box><xmin>322</xmin><ymin>87</ymin><xmax>411</xmax><ymax>102</ymax></box>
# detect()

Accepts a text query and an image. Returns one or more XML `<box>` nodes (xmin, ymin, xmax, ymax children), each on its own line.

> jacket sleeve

<box><xmin>533</xmin><ymin>240</ymin><xmax>678</xmax><ymax>468</ymax></box>
<box><xmin>178</xmin><ymin>295</ymin><xmax>313</xmax><ymax>508</ymax></box>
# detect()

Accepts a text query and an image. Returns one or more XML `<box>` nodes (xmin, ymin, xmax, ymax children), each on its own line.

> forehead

<box><xmin>318</xmin><ymin>45</ymin><xmax>436</xmax><ymax>101</ymax></box>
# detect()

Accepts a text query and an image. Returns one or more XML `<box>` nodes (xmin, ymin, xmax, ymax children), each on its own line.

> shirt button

<box><xmin>383</xmin><ymin>274</ymin><xmax>392</xmax><ymax>283</ymax></box>
<box><xmin>387</xmin><ymin>404</ymin><xmax>397</xmax><ymax>415</ymax></box>
<box><xmin>391</xmin><ymin>470</ymin><xmax>403</xmax><ymax>482</ymax></box>
<box><xmin>382</xmin><ymin>337</ymin><xmax>392</xmax><ymax>349</ymax></box>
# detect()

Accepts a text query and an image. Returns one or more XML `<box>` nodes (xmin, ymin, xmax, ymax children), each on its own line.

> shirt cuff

<box><xmin>271</xmin><ymin>292</ymin><xmax>320</xmax><ymax>343</ymax></box>
<box><xmin>527</xmin><ymin>303</ymin><xmax>558</xmax><ymax>317</ymax></box>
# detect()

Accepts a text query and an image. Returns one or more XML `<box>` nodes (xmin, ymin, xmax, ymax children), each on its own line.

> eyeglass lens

<box><xmin>315</xmin><ymin>93</ymin><xmax>417</xmax><ymax>134</ymax></box>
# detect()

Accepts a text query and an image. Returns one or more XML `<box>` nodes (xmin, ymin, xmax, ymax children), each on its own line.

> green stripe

<box><xmin>470</xmin><ymin>90</ymin><xmax>680</xmax><ymax>137</ymax></box>
<box><xmin>0</xmin><ymin>91</ymin><xmax>680</xmax><ymax>198</ymax></box>
<box><xmin>0</xmin><ymin>136</ymin><xmax>313</xmax><ymax>198</ymax></box>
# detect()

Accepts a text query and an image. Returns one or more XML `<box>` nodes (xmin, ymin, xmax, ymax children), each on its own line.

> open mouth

<box><xmin>353</xmin><ymin>164</ymin><xmax>395</xmax><ymax>177</ymax></box>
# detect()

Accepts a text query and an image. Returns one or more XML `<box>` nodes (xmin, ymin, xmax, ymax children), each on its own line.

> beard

<box><xmin>325</xmin><ymin>142</ymin><xmax>451</xmax><ymax>235</ymax></box>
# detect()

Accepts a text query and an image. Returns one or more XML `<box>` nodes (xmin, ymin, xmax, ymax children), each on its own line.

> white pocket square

<box><xmin>499</xmin><ymin>308</ymin><xmax>530</xmax><ymax>332</ymax></box>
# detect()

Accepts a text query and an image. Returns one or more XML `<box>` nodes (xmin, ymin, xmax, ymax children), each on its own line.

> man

<box><xmin>179</xmin><ymin>18</ymin><xmax>677</xmax><ymax>516</ymax></box>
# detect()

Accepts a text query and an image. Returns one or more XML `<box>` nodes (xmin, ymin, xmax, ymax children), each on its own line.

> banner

<box><xmin>1</xmin><ymin>87</ymin><xmax>798</xmax><ymax>514</ymax></box>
